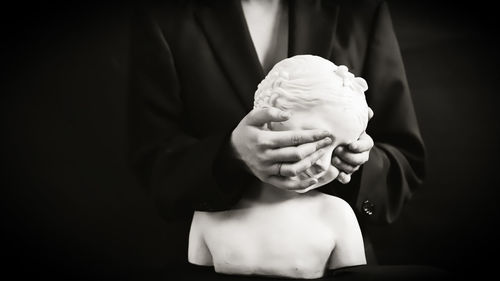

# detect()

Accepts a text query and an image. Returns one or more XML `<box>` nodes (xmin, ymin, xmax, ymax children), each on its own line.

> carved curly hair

<box><xmin>253</xmin><ymin>55</ymin><xmax>369</xmax><ymax>113</ymax></box>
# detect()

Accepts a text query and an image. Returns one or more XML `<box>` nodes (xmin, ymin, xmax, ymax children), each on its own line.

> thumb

<box><xmin>246</xmin><ymin>107</ymin><xmax>291</xmax><ymax>126</ymax></box>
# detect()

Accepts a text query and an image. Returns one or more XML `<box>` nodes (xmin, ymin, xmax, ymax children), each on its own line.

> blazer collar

<box><xmin>195</xmin><ymin>0</ymin><xmax>339</xmax><ymax>111</ymax></box>
<box><xmin>195</xmin><ymin>1</ymin><xmax>263</xmax><ymax>111</ymax></box>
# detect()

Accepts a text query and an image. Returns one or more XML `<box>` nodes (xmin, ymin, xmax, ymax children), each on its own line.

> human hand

<box><xmin>331</xmin><ymin>131</ymin><xmax>374</xmax><ymax>184</ymax></box>
<box><xmin>231</xmin><ymin>107</ymin><xmax>334</xmax><ymax>192</ymax></box>
<box><xmin>332</xmin><ymin>107</ymin><xmax>374</xmax><ymax>184</ymax></box>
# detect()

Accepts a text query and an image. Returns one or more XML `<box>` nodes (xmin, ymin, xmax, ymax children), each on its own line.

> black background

<box><xmin>1</xmin><ymin>1</ymin><xmax>499</xmax><ymax>280</ymax></box>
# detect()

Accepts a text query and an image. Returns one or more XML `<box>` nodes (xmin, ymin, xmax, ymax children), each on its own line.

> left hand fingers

<box><xmin>333</xmin><ymin>146</ymin><xmax>370</xmax><ymax>167</ymax></box>
<box><xmin>331</xmin><ymin>131</ymin><xmax>373</xmax><ymax>174</ymax></box>
<box><xmin>347</xmin><ymin>132</ymin><xmax>374</xmax><ymax>153</ymax></box>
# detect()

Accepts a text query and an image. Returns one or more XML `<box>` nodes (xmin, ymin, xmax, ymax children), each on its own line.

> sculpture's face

<box><xmin>269</xmin><ymin>101</ymin><xmax>367</xmax><ymax>192</ymax></box>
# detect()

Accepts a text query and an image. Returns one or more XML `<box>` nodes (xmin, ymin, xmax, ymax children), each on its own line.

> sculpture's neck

<box><xmin>241</xmin><ymin>182</ymin><xmax>302</xmax><ymax>206</ymax></box>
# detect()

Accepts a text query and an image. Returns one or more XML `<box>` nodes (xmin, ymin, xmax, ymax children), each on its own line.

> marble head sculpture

<box><xmin>254</xmin><ymin>54</ymin><xmax>371</xmax><ymax>191</ymax></box>
<box><xmin>188</xmin><ymin>55</ymin><xmax>369</xmax><ymax>279</ymax></box>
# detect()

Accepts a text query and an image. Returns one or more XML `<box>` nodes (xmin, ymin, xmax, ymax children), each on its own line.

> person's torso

<box><xmin>147</xmin><ymin>0</ymin><xmax>377</xmax><ymax>138</ymax></box>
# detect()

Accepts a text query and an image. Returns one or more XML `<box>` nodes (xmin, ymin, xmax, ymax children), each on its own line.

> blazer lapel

<box><xmin>289</xmin><ymin>0</ymin><xmax>339</xmax><ymax>58</ymax></box>
<box><xmin>195</xmin><ymin>1</ymin><xmax>264</xmax><ymax>111</ymax></box>
<box><xmin>194</xmin><ymin>0</ymin><xmax>339</xmax><ymax>110</ymax></box>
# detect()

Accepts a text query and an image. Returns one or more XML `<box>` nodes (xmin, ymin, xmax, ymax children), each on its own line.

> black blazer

<box><xmin>128</xmin><ymin>0</ymin><xmax>425</xmax><ymax>225</ymax></box>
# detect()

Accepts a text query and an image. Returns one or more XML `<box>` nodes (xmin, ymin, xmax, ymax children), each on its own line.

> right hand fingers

<box><xmin>278</xmin><ymin>145</ymin><xmax>331</xmax><ymax>177</ymax></box>
<box><xmin>337</xmin><ymin>172</ymin><xmax>352</xmax><ymax>184</ymax></box>
<box><xmin>267</xmin><ymin>137</ymin><xmax>333</xmax><ymax>162</ymax></box>
<box><xmin>245</xmin><ymin>107</ymin><xmax>291</xmax><ymax>126</ymax></box>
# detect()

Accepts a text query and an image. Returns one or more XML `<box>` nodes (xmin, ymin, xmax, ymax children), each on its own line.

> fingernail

<box><xmin>323</xmin><ymin>137</ymin><xmax>333</xmax><ymax>145</ymax></box>
<box><xmin>344</xmin><ymin>173</ymin><xmax>352</xmax><ymax>182</ymax></box>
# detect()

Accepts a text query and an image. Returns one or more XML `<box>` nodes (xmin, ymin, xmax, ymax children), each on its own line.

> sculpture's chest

<box><xmin>198</xmin><ymin>197</ymin><xmax>336</xmax><ymax>278</ymax></box>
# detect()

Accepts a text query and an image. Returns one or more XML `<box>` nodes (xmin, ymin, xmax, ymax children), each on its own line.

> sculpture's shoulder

<box><xmin>193</xmin><ymin>191</ymin><xmax>356</xmax><ymax>231</ymax></box>
<box><xmin>316</xmin><ymin>193</ymin><xmax>352</xmax><ymax>212</ymax></box>
<box><xmin>313</xmin><ymin>193</ymin><xmax>358</xmax><ymax>228</ymax></box>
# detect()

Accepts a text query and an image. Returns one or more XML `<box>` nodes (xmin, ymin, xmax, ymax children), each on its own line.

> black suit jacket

<box><xmin>128</xmin><ymin>0</ymin><xmax>425</xmax><ymax>226</ymax></box>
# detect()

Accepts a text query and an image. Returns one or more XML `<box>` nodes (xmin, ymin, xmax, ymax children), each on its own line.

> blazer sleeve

<box><xmin>360</xmin><ymin>0</ymin><xmax>426</xmax><ymax>224</ymax></box>
<box><xmin>128</xmin><ymin>9</ymin><xmax>252</xmax><ymax>221</ymax></box>
<box><xmin>322</xmin><ymin>1</ymin><xmax>426</xmax><ymax>225</ymax></box>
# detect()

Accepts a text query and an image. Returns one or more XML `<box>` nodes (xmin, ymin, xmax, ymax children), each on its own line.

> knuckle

<box><xmin>256</xmin><ymin>152</ymin><xmax>268</xmax><ymax>163</ymax></box>
<box><xmin>254</xmin><ymin>166</ymin><xmax>266</xmax><ymax>174</ymax></box>
<box><xmin>291</xmin><ymin>134</ymin><xmax>302</xmax><ymax>145</ymax></box>
<box><xmin>255</xmin><ymin>163</ymin><xmax>270</xmax><ymax>174</ymax></box>
<box><xmin>296</xmin><ymin>160</ymin><xmax>311</xmax><ymax>174</ymax></box>
<box><xmin>285</xmin><ymin>166</ymin><xmax>298</xmax><ymax>177</ymax></box>
<box><xmin>313</xmin><ymin>131</ymin><xmax>325</xmax><ymax>141</ymax></box>
<box><xmin>258</xmin><ymin>107</ymin><xmax>270</xmax><ymax>116</ymax></box>
<box><xmin>254</xmin><ymin>135</ymin><xmax>264</xmax><ymax>145</ymax></box>
<box><xmin>256</xmin><ymin>136</ymin><xmax>271</xmax><ymax>148</ymax></box>
<box><xmin>267</xmin><ymin>107</ymin><xmax>279</xmax><ymax>115</ymax></box>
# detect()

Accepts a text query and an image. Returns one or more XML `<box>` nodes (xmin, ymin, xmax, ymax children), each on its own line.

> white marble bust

<box><xmin>188</xmin><ymin>55</ymin><xmax>370</xmax><ymax>279</ymax></box>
